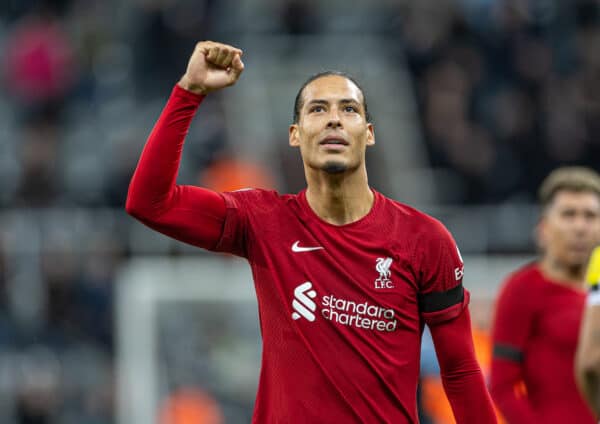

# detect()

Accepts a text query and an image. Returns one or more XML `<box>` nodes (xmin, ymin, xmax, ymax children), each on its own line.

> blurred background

<box><xmin>1</xmin><ymin>0</ymin><xmax>599</xmax><ymax>422</ymax></box>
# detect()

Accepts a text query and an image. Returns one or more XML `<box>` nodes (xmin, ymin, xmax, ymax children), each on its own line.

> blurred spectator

<box><xmin>279</xmin><ymin>0</ymin><xmax>320</xmax><ymax>35</ymax></box>
<box><xmin>2</xmin><ymin>11</ymin><xmax>76</xmax><ymax>111</ymax></box>
<box><xmin>14</xmin><ymin>347</ymin><xmax>62</xmax><ymax>424</ymax></box>
<box><xmin>199</xmin><ymin>155</ymin><xmax>276</xmax><ymax>192</ymax></box>
<box><xmin>130</xmin><ymin>0</ymin><xmax>217</xmax><ymax>99</ymax></box>
<box><xmin>159</xmin><ymin>388</ymin><xmax>224</xmax><ymax>424</ymax></box>
<box><xmin>40</xmin><ymin>233</ymin><xmax>79</xmax><ymax>344</ymax></box>
<box><xmin>0</xmin><ymin>235</ymin><xmax>11</xmax><ymax>345</ymax></box>
<box><xmin>14</xmin><ymin>116</ymin><xmax>61</xmax><ymax>207</ymax></box>
<box><xmin>75</xmin><ymin>234</ymin><xmax>123</xmax><ymax>351</ymax></box>
<box><xmin>401</xmin><ymin>0</ymin><xmax>600</xmax><ymax>204</ymax></box>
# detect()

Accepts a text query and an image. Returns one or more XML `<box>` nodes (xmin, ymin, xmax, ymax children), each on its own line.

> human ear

<box><xmin>289</xmin><ymin>124</ymin><xmax>300</xmax><ymax>147</ymax></box>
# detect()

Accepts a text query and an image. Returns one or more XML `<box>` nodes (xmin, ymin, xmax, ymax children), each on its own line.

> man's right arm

<box><xmin>125</xmin><ymin>41</ymin><xmax>244</xmax><ymax>249</ymax></box>
<box><xmin>489</xmin><ymin>275</ymin><xmax>538</xmax><ymax>423</ymax></box>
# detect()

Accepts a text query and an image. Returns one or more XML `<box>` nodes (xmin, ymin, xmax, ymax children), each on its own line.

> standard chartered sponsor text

<box><xmin>321</xmin><ymin>294</ymin><xmax>397</xmax><ymax>332</ymax></box>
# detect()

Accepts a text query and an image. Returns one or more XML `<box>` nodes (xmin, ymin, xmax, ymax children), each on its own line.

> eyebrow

<box><xmin>306</xmin><ymin>98</ymin><xmax>361</xmax><ymax>106</ymax></box>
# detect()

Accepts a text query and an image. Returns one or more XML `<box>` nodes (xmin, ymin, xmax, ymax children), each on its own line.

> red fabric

<box><xmin>421</xmin><ymin>289</ymin><xmax>470</xmax><ymax>325</ymax></box>
<box><xmin>490</xmin><ymin>263</ymin><xmax>595</xmax><ymax>424</ymax></box>
<box><xmin>126</xmin><ymin>85</ymin><xmax>226</xmax><ymax>249</ymax></box>
<box><xmin>127</xmin><ymin>84</ymin><xmax>495</xmax><ymax>423</ymax></box>
<box><xmin>429</xmin><ymin>309</ymin><xmax>497</xmax><ymax>423</ymax></box>
<box><xmin>217</xmin><ymin>187</ymin><xmax>492</xmax><ymax>423</ymax></box>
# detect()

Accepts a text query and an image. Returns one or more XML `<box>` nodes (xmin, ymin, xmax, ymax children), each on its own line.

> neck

<box><xmin>305</xmin><ymin>166</ymin><xmax>374</xmax><ymax>226</ymax></box>
<box><xmin>539</xmin><ymin>256</ymin><xmax>586</xmax><ymax>289</ymax></box>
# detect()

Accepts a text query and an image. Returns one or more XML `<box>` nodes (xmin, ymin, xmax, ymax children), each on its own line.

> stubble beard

<box><xmin>322</xmin><ymin>161</ymin><xmax>348</xmax><ymax>174</ymax></box>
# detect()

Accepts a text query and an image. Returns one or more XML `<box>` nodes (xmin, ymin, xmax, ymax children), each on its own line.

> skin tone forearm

<box><xmin>576</xmin><ymin>305</ymin><xmax>600</xmax><ymax>418</ymax></box>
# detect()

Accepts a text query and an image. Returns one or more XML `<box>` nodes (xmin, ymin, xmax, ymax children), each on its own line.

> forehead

<box><xmin>301</xmin><ymin>75</ymin><xmax>363</xmax><ymax>105</ymax></box>
<box><xmin>547</xmin><ymin>190</ymin><xmax>600</xmax><ymax>211</ymax></box>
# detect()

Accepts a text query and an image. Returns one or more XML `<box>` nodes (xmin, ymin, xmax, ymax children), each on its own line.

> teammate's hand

<box><xmin>178</xmin><ymin>41</ymin><xmax>244</xmax><ymax>95</ymax></box>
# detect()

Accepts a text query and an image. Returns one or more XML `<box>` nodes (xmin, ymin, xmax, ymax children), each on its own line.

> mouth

<box><xmin>570</xmin><ymin>243</ymin><xmax>590</xmax><ymax>253</ymax></box>
<box><xmin>319</xmin><ymin>137</ymin><xmax>349</xmax><ymax>148</ymax></box>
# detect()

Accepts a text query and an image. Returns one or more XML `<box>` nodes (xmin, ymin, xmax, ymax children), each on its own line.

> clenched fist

<box><xmin>178</xmin><ymin>41</ymin><xmax>244</xmax><ymax>95</ymax></box>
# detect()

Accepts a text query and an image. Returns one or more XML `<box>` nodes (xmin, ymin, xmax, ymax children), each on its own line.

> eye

<box><xmin>344</xmin><ymin>105</ymin><xmax>357</xmax><ymax>113</ymax></box>
<box><xmin>310</xmin><ymin>105</ymin><xmax>325</xmax><ymax>113</ymax></box>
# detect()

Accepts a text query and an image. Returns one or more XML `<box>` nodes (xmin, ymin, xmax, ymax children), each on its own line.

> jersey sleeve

<box><xmin>417</xmin><ymin>219</ymin><xmax>469</xmax><ymax>325</ymax></box>
<box><xmin>210</xmin><ymin>188</ymin><xmax>278</xmax><ymax>258</ymax></box>
<box><xmin>429</xmin><ymin>308</ymin><xmax>498</xmax><ymax>423</ymax></box>
<box><xmin>489</xmin><ymin>270</ymin><xmax>540</xmax><ymax>422</ymax></box>
<box><xmin>126</xmin><ymin>84</ymin><xmax>231</xmax><ymax>250</ymax></box>
<box><xmin>491</xmin><ymin>272</ymin><xmax>538</xmax><ymax>365</ymax></box>
<box><xmin>126</xmin><ymin>84</ymin><xmax>278</xmax><ymax>258</ymax></box>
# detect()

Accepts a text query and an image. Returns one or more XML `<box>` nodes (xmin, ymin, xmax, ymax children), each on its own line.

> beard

<box><xmin>322</xmin><ymin>161</ymin><xmax>348</xmax><ymax>174</ymax></box>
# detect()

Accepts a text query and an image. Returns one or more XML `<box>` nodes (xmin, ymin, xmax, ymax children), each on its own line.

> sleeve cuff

<box><xmin>172</xmin><ymin>83</ymin><xmax>206</xmax><ymax>104</ymax></box>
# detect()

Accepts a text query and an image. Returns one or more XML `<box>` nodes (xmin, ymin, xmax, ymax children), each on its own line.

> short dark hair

<box><xmin>539</xmin><ymin>166</ymin><xmax>600</xmax><ymax>209</ymax></box>
<box><xmin>292</xmin><ymin>71</ymin><xmax>371</xmax><ymax>124</ymax></box>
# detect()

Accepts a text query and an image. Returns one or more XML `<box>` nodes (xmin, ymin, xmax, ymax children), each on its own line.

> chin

<box><xmin>322</xmin><ymin>162</ymin><xmax>348</xmax><ymax>174</ymax></box>
<box><xmin>565</xmin><ymin>253</ymin><xmax>588</xmax><ymax>269</ymax></box>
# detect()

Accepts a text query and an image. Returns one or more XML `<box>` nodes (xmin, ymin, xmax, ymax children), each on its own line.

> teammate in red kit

<box><xmin>126</xmin><ymin>41</ymin><xmax>497</xmax><ymax>423</ymax></box>
<box><xmin>490</xmin><ymin>167</ymin><xmax>600</xmax><ymax>424</ymax></box>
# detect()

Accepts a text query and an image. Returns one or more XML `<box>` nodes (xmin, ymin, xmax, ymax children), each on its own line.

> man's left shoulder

<box><xmin>380</xmin><ymin>193</ymin><xmax>451</xmax><ymax>239</ymax></box>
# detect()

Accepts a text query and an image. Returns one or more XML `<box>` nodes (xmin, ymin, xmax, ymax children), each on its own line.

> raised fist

<box><xmin>178</xmin><ymin>41</ymin><xmax>244</xmax><ymax>95</ymax></box>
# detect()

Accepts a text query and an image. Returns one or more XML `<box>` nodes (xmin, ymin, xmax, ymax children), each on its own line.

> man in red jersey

<box><xmin>126</xmin><ymin>40</ymin><xmax>497</xmax><ymax>423</ymax></box>
<box><xmin>490</xmin><ymin>167</ymin><xmax>600</xmax><ymax>424</ymax></box>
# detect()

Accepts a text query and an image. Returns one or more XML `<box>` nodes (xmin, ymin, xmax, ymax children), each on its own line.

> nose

<box><xmin>573</xmin><ymin>214</ymin><xmax>591</xmax><ymax>235</ymax></box>
<box><xmin>327</xmin><ymin>111</ymin><xmax>342</xmax><ymax>129</ymax></box>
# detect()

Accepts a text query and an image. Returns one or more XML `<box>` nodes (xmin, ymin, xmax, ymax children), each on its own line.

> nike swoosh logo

<box><xmin>292</xmin><ymin>241</ymin><xmax>324</xmax><ymax>253</ymax></box>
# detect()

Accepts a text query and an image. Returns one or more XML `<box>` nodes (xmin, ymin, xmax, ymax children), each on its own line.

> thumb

<box><xmin>230</xmin><ymin>54</ymin><xmax>245</xmax><ymax>79</ymax></box>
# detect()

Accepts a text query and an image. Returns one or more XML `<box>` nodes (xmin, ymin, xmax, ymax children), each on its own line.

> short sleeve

<box><xmin>417</xmin><ymin>220</ymin><xmax>469</xmax><ymax>325</ymax></box>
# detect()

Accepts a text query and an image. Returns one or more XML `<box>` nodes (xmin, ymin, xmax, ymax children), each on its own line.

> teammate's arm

<box><xmin>489</xmin><ymin>276</ymin><xmax>538</xmax><ymax>423</ymax></box>
<box><xmin>575</xmin><ymin>296</ymin><xmax>600</xmax><ymax>418</ymax></box>
<box><xmin>429</xmin><ymin>309</ymin><xmax>498</xmax><ymax>424</ymax></box>
<box><xmin>125</xmin><ymin>41</ymin><xmax>244</xmax><ymax>249</ymax></box>
<box><xmin>576</xmin><ymin>248</ymin><xmax>600</xmax><ymax>418</ymax></box>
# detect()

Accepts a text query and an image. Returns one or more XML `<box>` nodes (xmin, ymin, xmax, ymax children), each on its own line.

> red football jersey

<box><xmin>491</xmin><ymin>263</ymin><xmax>595</xmax><ymax>424</ymax></box>
<box><xmin>211</xmin><ymin>188</ymin><xmax>468</xmax><ymax>423</ymax></box>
